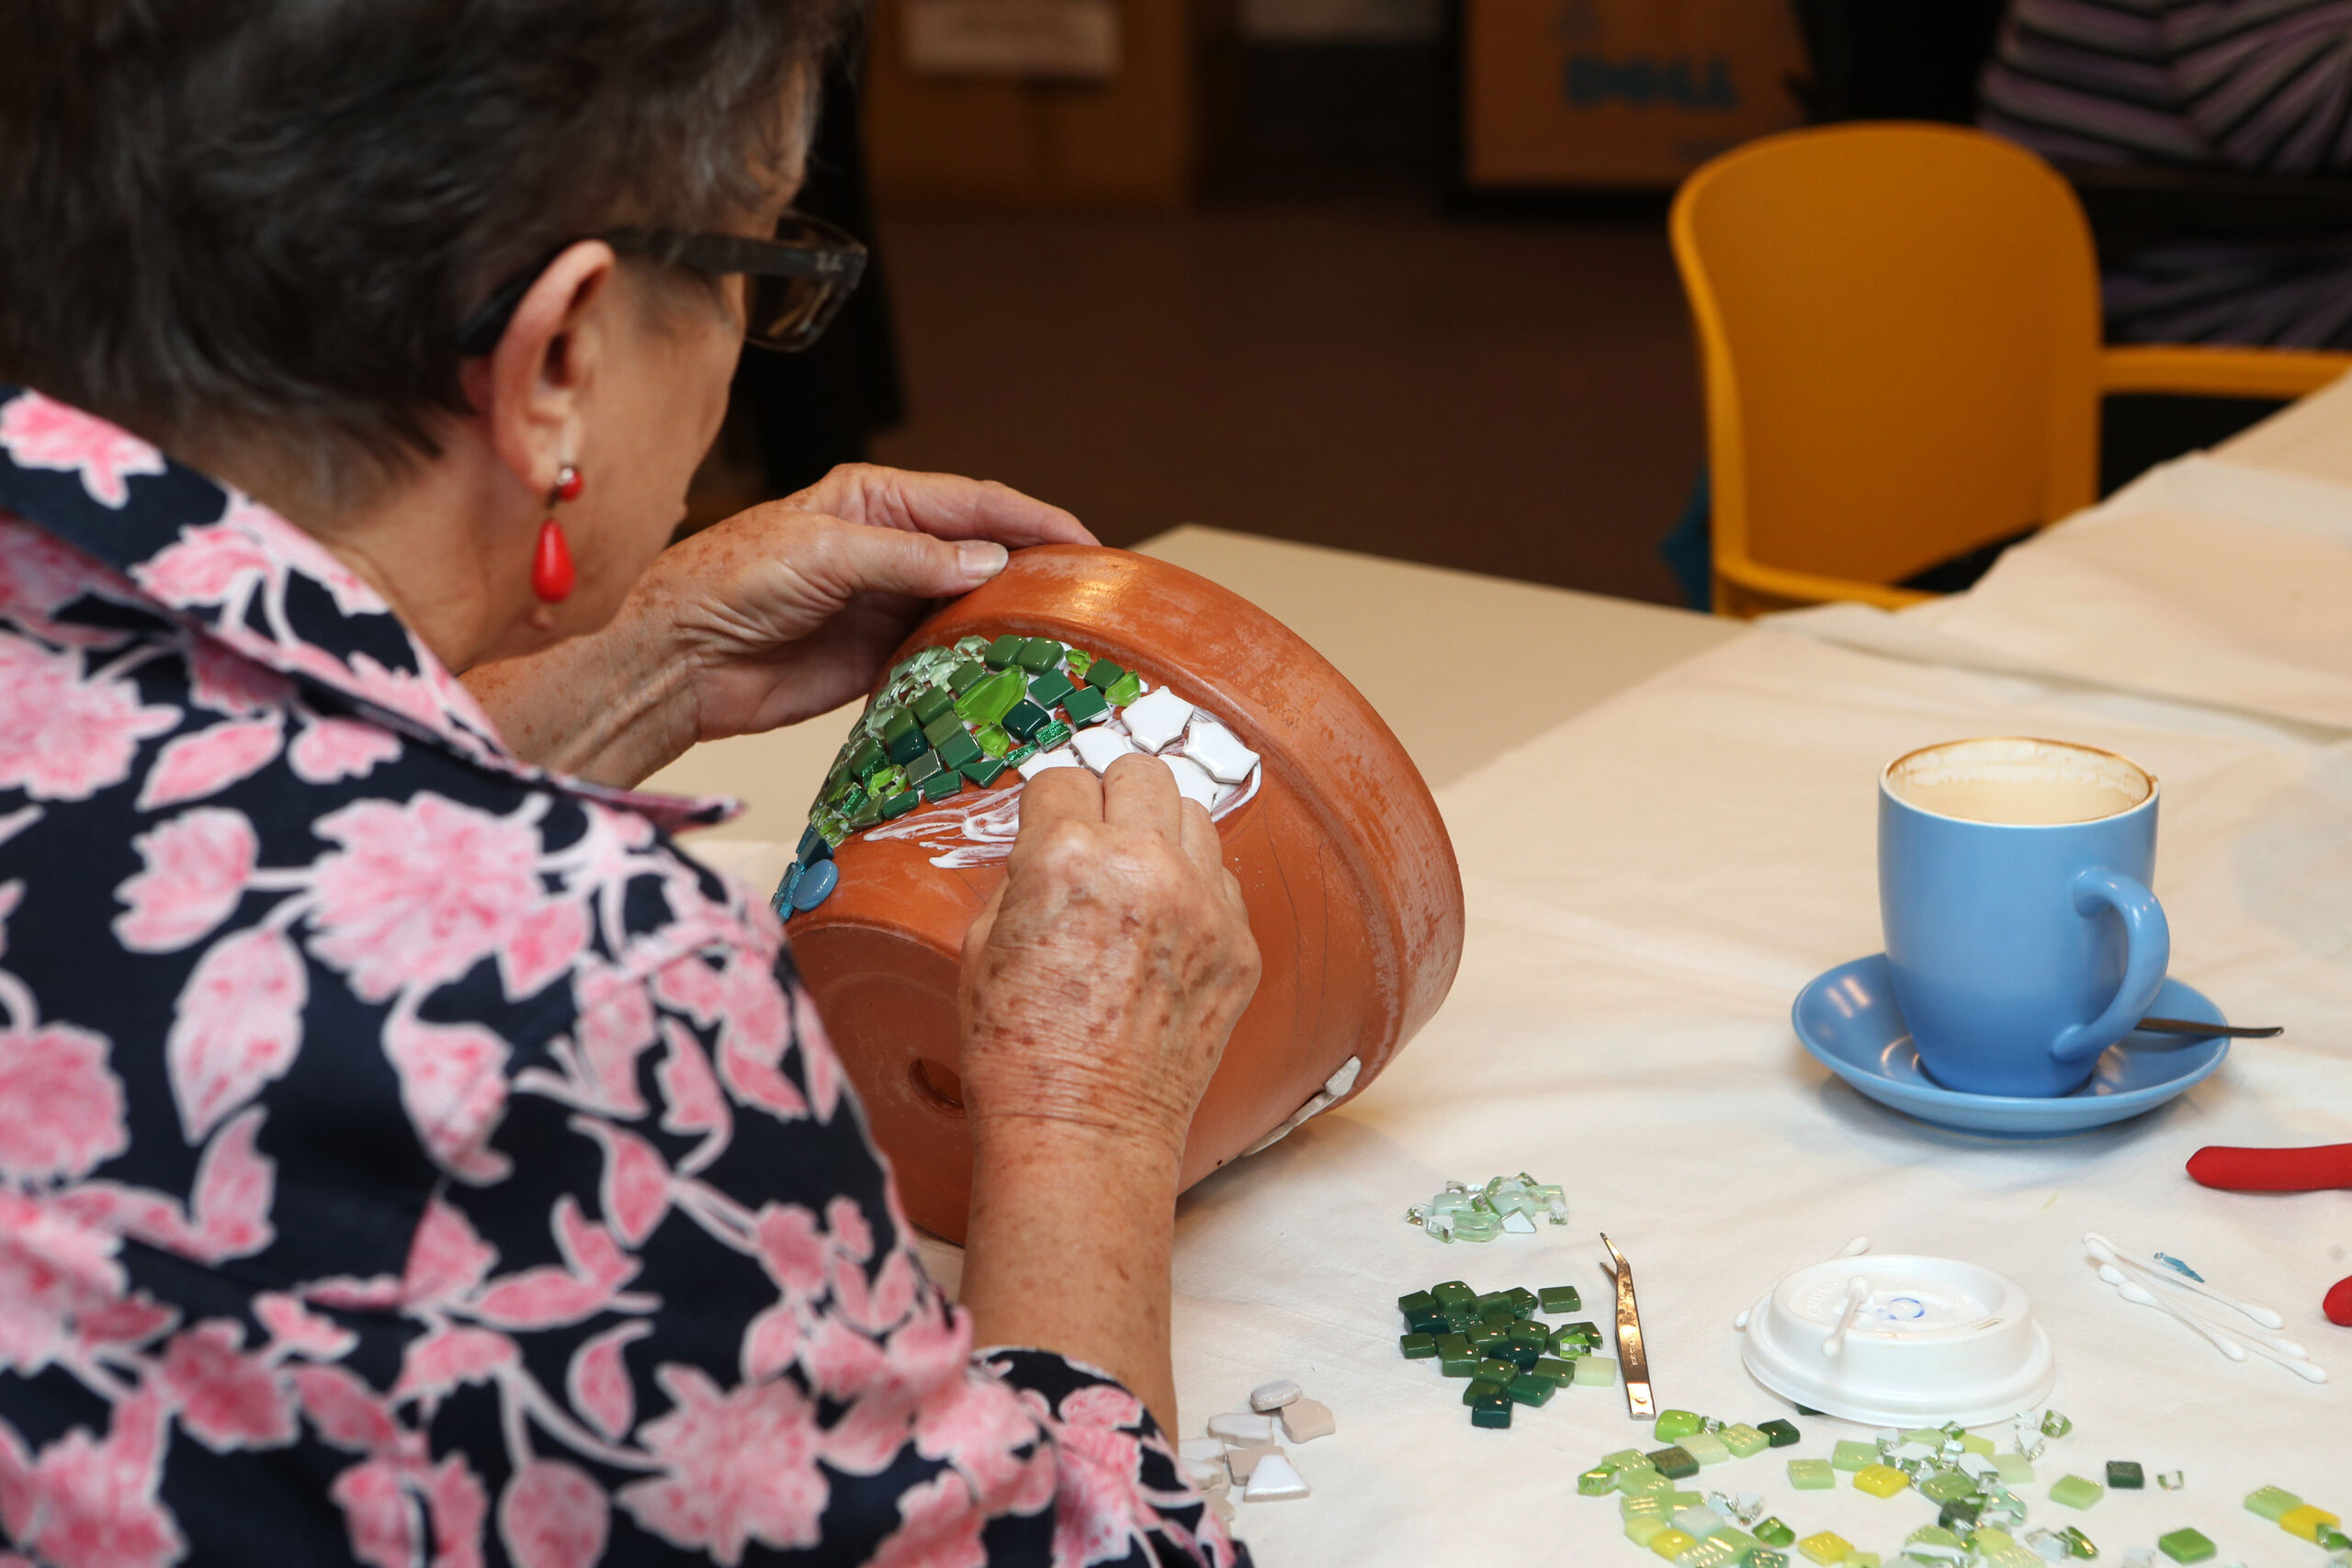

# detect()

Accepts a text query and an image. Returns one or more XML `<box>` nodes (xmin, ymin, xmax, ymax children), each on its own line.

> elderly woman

<box><xmin>0</xmin><ymin>2</ymin><xmax>1260</xmax><ymax>1564</ymax></box>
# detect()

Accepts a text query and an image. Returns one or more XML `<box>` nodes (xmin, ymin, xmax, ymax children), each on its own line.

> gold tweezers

<box><xmin>1600</xmin><ymin>1233</ymin><xmax>1656</xmax><ymax>1420</ymax></box>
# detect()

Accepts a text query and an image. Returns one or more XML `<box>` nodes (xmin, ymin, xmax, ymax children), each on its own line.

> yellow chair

<box><xmin>1669</xmin><ymin>122</ymin><xmax>2352</xmax><ymax>615</ymax></box>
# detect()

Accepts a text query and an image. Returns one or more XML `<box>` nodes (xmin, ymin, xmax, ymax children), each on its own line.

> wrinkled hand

<box><xmin>958</xmin><ymin>755</ymin><xmax>1261</xmax><ymax>1163</ymax></box>
<box><xmin>632</xmin><ymin>464</ymin><xmax>1093</xmax><ymax>740</ymax></box>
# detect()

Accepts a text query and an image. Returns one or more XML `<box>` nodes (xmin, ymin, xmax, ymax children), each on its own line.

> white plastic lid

<box><xmin>1739</xmin><ymin>1254</ymin><xmax>2055</xmax><ymax>1427</ymax></box>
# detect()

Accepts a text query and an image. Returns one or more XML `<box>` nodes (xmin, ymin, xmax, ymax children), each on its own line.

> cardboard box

<box><xmin>1462</xmin><ymin>0</ymin><xmax>1806</xmax><ymax>189</ymax></box>
<box><xmin>867</xmin><ymin>0</ymin><xmax>1227</xmax><ymax>208</ymax></box>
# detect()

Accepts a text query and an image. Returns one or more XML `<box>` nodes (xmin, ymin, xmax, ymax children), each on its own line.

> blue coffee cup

<box><xmin>1879</xmin><ymin>738</ymin><xmax>2169</xmax><ymax>1098</ymax></box>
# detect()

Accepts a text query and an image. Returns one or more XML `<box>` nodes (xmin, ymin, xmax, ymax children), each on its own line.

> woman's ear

<box><xmin>460</xmin><ymin>240</ymin><xmax>618</xmax><ymax>504</ymax></box>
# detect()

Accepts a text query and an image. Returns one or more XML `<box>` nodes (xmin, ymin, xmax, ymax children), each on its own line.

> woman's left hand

<box><xmin>638</xmin><ymin>465</ymin><xmax>1095</xmax><ymax>740</ymax></box>
<box><xmin>465</xmin><ymin>466</ymin><xmax>1091</xmax><ymax>785</ymax></box>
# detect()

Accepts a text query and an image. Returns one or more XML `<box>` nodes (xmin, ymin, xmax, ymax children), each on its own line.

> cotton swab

<box><xmin>2083</xmin><ymin>1234</ymin><xmax>2287</xmax><ymax>1328</ymax></box>
<box><xmin>2099</xmin><ymin>1268</ymin><xmax>2328</xmax><ymax>1383</ymax></box>
<box><xmin>1819</xmin><ymin>1277</ymin><xmax>1871</xmax><ymax>1359</ymax></box>
<box><xmin>1734</xmin><ymin>1238</ymin><xmax>1871</xmax><ymax>1332</ymax></box>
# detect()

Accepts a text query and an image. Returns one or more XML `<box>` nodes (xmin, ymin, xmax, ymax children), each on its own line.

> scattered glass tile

<box><xmin>1919</xmin><ymin>1471</ymin><xmax>1977</xmax><ymax>1504</ymax></box>
<box><xmin>1084</xmin><ymin>656</ymin><xmax>1125</xmax><ymax>693</ymax></box>
<box><xmin>1852</xmin><ymin>1463</ymin><xmax>1910</xmax><ymax>1498</ymax></box>
<box><xmin>2156</xmin><ymin>1528</ymin><xmax>2216</xmax><ymax>1563</ymax></box>
<box><xmin>1796</xmin><ymin>1530</ymin><xmax>1852</xmax><ymax>1564</ymax></box>
<box><xmin>1026</xmin><ymin>668</ymin><xmax>1076</xmax><ymax>709</ymax></box>
<box><xmin>2280</xmin><ymin>1505</ymin><xmax>2343</xmax><ymax>1543</ymax></box>
<box><xmin>2046</xmin><ymin>1474</ymin><xmax>2104</xmax><ymax>1510</ymax></box>
<box><xmin>2157</xmin><ymin>1471</ymin><xmax>2185</xmax><ymax>1492</ymax></box>
<box><xmin>1676</xmin><ymin>1536</ymin><xmax>1741</xmax><ymax>1568</ymax></box>
<box><xmin>1831</xmin><ymin>1439</ymin><xmax>1878</xmax><ymax>1472</ymax></box>
<box><xmin>2107</xmin><ymin>1460</ymin><xmax>2144</xmax><ymax>1490</ymax></box>
<box><xmin>2245</xmin><ymin>1486</ymin><xmax>2303</xmax><ymax>1521</ymax></box>
<box><xmin>1626</xmin><ymin>1515</ymin><xmax>1672</xmax><ymax>1548</ymax></box>
<box><xmin>1397</xmin><ymin>1333</ymin><xmax>1436</xmax><ymax>1359</ymax></box>
<box><xmin>959</xmin><ymin>756</ymin><xmax>1009</xmax><ymax>788</ymax></box>
<box><xmin>2058</xmin><ymin>1525</ymin><xmax>2098</xmax><ymax>1559</ymax></box>
<box><xmin>1994</xmin><ymin>1453</ymin><xmax>2038</xmax><ymax>1485</ymax></box>
<box><xmin>1758</xmin><ymin>1419</ymin><xmax>1801</xmax><ymax>1449</ymax></box>
<box><xmin>1654</xmin><ymin>1411</ymin><xmax>1702</xmax><ymax>1443</ymax></box>
<box><xmin>1573</xmin><ymin>1356</ymin><xmax>1617</xmax><ymax>1387</ymax></box>
<box><xmin>1062</xmin><ymin>685</ymin><xmax>1111</xmax><ymax>728</ymax></box>
<box><xmin>946</xmin><ymin>660</ymin><xmax>985</xmax><ymax>694</ymax></box>
<box><xmin>910</xmin><ymin>687</ymin><xmax>954</xmax><ymax>728</ymax></box>
<box><xmin>1645</xmin><ymin>1528</ymin><xmax>1697</xmax><ymax>1562</ymax></box>
<box><xmin>1787</xmin><ymin>1460</ymin><xmax>1835</xmax><ymax>1491</ymax></box>
<box><xmin>1649</xmin><ymin>1447</ymin><xmax>1700</xmax><ymax>1480</ymax></box>
<box><xmin>1720</xmin><ymin>1424</ymin><xmax>1770</xmax><ymax>1460</ymax></box>
<box><xmin>1106</xmin><ymin>670</ymin><xmax>1143</xmax><ymax>705</ymax></box>
<box><xmin>2040</xmin><ymin>1410</ymin><xmax>2074</xmax><ymax>1438</ymax></box>
<box><xmin>1578</xmin><ymin>1467</ymin><xmax>1616</xmax><ymax>1496</ymax></box>
<box><xmin>879</xmin><ymin>790</ymin><xmax>919</xmax><ymax>819</ymax></box>
<box><xmin>1014</xmin><ymin>637</ymin><xmax>1061</xmax><ymax>672</ymax></box>
<box><xmin>1678</xmin><ymin>1432</ymin><xmax>1730</xmax><ymax>1468</ymax></box>
<box><xmin>1064</xmin><ymin>648</ymin><xmax>1093</xmax><ymax>680</ymax></box>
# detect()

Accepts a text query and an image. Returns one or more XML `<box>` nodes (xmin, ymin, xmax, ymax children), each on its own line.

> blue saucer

<box><xmin>1792</xmin><ymin>954</ymin><xmax>2231</xmax><ymax>1137</ymax></box>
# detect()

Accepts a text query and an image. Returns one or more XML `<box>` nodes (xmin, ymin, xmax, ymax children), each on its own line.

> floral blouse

<box><xmin>0</xmin><ymin>387</ymin><xmax>1240</xmax><ymax>1568</ymax></box>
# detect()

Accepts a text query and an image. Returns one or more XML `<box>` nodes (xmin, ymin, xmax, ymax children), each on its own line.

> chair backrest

<box><xmin>1670</xmin><ymin>122</ymin><xmax>2103</xmax><ymax>610</ymax></box>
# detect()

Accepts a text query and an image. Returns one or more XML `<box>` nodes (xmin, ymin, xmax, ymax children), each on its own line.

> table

<box><xmin>647</xmin><ymin>394</ymin><xmax>2352</xmax><ymax>1564</ymax></box>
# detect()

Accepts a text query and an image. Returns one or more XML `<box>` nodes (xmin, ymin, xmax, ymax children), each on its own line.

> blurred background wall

<box><xmin>695</xmin><ymin>0</ymin><xmax>2352</xmax><ymax>609</ymax></box>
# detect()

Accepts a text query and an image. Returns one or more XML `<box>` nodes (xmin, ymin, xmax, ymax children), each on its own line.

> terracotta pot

<box><xmin>789</xmin><ymin>546</ymin><xmax>1464</xmax><ymax>1242</ymax></box>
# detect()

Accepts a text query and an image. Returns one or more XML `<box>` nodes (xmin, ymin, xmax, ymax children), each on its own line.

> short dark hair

<box><xmin>0</xmin><ymin>0</ymin><xmax>852</xmax><ymax>495</ymax></box>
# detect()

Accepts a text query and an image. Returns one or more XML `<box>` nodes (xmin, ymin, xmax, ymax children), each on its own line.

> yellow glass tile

<box><xmin>2279</xmin><ymin>1505</ymin><xmax>2341</xmax><ymax>1543</ymax></box>
<box><xmin>1853</xmin><ymin>1463</ymin><xmax>1912</xmax><ymax>1498</ymax></box>
<box><xmin>1798</xmin><ymin>1531</ymin><xmax>1852</xmax><ymax>1564</ymax></box>
<box><xmin>1648</xmin><ymin>1529</ymin><xmax>1698</xmax><ymax>1561</ymax></box>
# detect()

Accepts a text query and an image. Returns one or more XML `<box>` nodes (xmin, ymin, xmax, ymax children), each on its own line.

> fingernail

<box><xmin>957</xmin><ymin>540</ymin><xmax>1009</xmax><ymax>579</ymax></box>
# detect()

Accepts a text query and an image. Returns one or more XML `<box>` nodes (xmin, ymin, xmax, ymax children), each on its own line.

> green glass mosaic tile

<box><xmin>1756</xmin><ymin>1517</ymin><xmax>1796</xmax><ymax>1548</ymax></box>
<box><xmin>1398</xmin><ymin>1332</ymin><xmax>1436</xmax><ymax>1359</ymax></box>
<box><xmin>1403</xmin><ymin>1304</ymin><xmax>1445</xmax><ymax>1334</ymax></box>
<box><xmin>1064</xmin><ymin>648</ymin><xmax>1093</xmax><ymax>679</ymax></box>
<box><xmin>1498</xmin><ymin>1341</ymin><xmax>1540</xmax><ymax>1372</ymax></box>
<box><xmin>1625</xmin><ymin>1516</ymin><xmax>1670</xmax><ymax>1549</ymax></box>
<box><xmin>1830</xmin><ymin>1439</ymin><xmax>1876</xmax><ymax>1472</ymax></box>
<box><xmin>1939</xmin><ymin>1499</ymin><xmax>1981</xmax><ymax>1532</ymax></box>
<box><xmin>1085</xmin><ymin>657</ymin><xmax>1126</xmax><ymax>692</ymax></box>
<box><xmin>1002</xmin><ymin>701</ymin><xmax>1049</xmax><ymax>741</ymax></box>
<box><xmin>879</xmin><ymin>791</ymin><xmax>918</xmax><ymax>819</ymax></box>
<box><xmin>1015</xmin><ymin>637</ymin><xmax>1061</xmax><ymax>672</ymax></box>
<box><xmin>904</xmin><ymin>750</ymin><xmax>942</xmax><ymax>786</ymax></box>
<box><xmin>922</xmin><ymin>712</ymin><xmax>962</xmax><ymax>749</ymax></box>
<box><xmin>1675</xmin><ymin>1432</ymin><xmax>1729</xmax><ymax>1468</ymax></box>
<box><xmin>1505</xmin><ymin>1319</ymin><xmax>1547</xmax><ymax>1348</ymax></box>
<box><xmin>2157</xmin><ymin>1528</ymin><xmax>2216</xmax><ymax>1563</ymax></box>
<box><xmin>1598</xmin><ymin>1450</ymin><xmax>1649</xmax><ymax>1474</ymax></box>
<box><xmin>1473</xmin><ymin>1359</ymin><xmax>1516</xmax><ymax>1385</ymax></box>
<box><xmin>1919</xmin><ymin>1471</ymin><xmax>1976</xmax><ymax>1505</ymax></box>
<box><xmin>1471</xmin><ymin>1404</ymin><xmax>1510</xmax><ymax>1429</ymax></box>
<box><xmin>1530</xmin><ymin>1357</ymin><xmax>1575</xmax><ymax>1384</ymax></box>
<box><xmin>1504</xmin><ymin>1373</ymin><xmax>1555</xmax><ymax>1407</ymax></box>
<box><xmin>1645</xmin><ymin>1528</ymin><xmax>1695</xmax><ymax>1561</ymax></box>
<box><xmin>1992</xmin><ymin>1453</ymin><xmax>2035</xmax><ymax>1485</ymax></box>
<box><xmin>2106</xmin><ymin>1461</ymin><xmax>2143</xmax><ymax>1490</ymax></box>
<box><xmin>1851</xmin><ymin>1463</ymin><xmax>1908</xmax><ymax>1497</ymax></box>
<box><xmin>1720</xmin><ymin>1424</ymin><xmax>1770</xmax><ymax>1459</ymax></box>
<box><xmin>847</xmin><ymin>738</ymin><xmax>884</xmax><ymax>780</ymax></box>
<box><xmin>1539</xmin><ymin>1286</ymin><xmax>1582</xmax><ymax>1314</ymax></box>
<box><xmin>1106</xmin><ymin>670</ymin><xmax>1143</xmax><ymax>705</ymax></box>
<box><xmin>910</xmin><ymin>688</ymin><xmax>954</xmax><ymax>727</ymax></box>
<box><xmin>1572</xmin><ymin>1356</ymin><xmax>1616</xmax><ymax>1386</ymax></box>
<box><xmin>1462</xmin><ymin>1378</ymin><xmax>1507</xmax><ymax>1408</ymax></box>
<box><xmin>1033</xmin><ymin>720</ymin><xmax>1073</xmax><ymax>751</ymax></box>
<box><xmin>1439</xmin><ymin>1350</ymin><xmax>1477</xmax><ymax>1377</ymax></box>
<box><xmin>1647</xmin><ymin>1447</ymin><xmax>1698</xmax><ymax>1480</ymax></box>
<box><xmin>1579</xmin><ymin>1467</ymin><xmax>1616</xmax><ymax>1496</ymax></box>
<box><xmin>879</xmin><ymin>708</ymin><xmax>924</xmax><ymax>763</ymax></box>
<box><xmin>974</xmin><ymin>724</ymin><xmax>1012</xmax><ymax>760</ymax></box>
<box><xmin>1063</xmin><ymin>686</ymin><xmax>1111</xmax><ymax>727</ymax></box>
<box><xmin>920</xmin><ymin>772</ymin><xmax>961</xmax><ymax>803</ymax></box>
<box><xmin>2245</xmin><ymin>1486</ymin><xmax>2302</xmax><ymax>1521</ymax></box>
<box><xmin>947</xmin><ymin>660</ymin><xmax>984</xmax><ymax>694</ymax></box>
<box><xmin>866</xmin><ymin>764</ymin><xmax>907</xmax><ymax>800</ymax></box>
<box><xmin>1025</xmin><ymin>668</ymin><xmax>1075</xmax><ymax>709</ymax></box>
<box><xmin>1786</xmin><ymin>1459</ymin><xmax>1834</xmax><ymax>1491</ymax></box>
<box><xmin>955</xmin><ymin>668</ymin><xmax>1027</xmax><ymax>728</ymax></box>
<box><xmin>1004</xmin><ymin>743</ymin><xmax>1037</xmax><ymax>768</ymax></box>
<box><xmin>1504</xmin><ymin>1287</ymin><xmax>1539</xmax><ymax>1317</ymax></box>
<box><xmin>846</xmin><ymin>798</ymin><xmax>882</xmax><ymax>830</ymax></box>
<box><xmin>1652</xmin><ymin>1410</ymin><xmax>1702</xmax><ymax>1443</ymax></box>
<box><xmin>935</xmin><ymin>728</ymin><xmax>982</xmax><ymax>770</ymax></box>
<box><xmin>1617</xmin><ymin>1467</ymin><xmax>1670</xmax><ymax>1498</ymax></box>
<box><xmin>1431</xmin><ymin>1280</ymin><xmax>1474</xmax><ymax>1310</ymax></box>
<box><xmin>957</xmin><ymin>757</ymin><xmax>1007</xmax><ymax>788</ymax></box>
<box><xmin>2046</xmin><ymin>1474</ymin><xmax>2103</xmax><ymax>1510</ymax></box>
<box><xmin>983</xmin><ymin>634</ymin><xmax>1022</xmax><ymax>668</ymax></box>
<box><xmin>1757</xmin><ymin>1418</ymin><xmax>1802</xmax><ymax>1449</ymax></box>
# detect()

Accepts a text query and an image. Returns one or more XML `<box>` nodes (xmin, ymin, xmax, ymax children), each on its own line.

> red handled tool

<box><xmin>2187</xmin><ymin>1144</ymin><xmax>2352</xmax><ymax>1325</ymax></box>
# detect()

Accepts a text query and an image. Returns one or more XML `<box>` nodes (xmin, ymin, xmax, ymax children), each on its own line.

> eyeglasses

<box><xmin>455</xmin><ymin>213</ymin><xmax>868</xmax><ymax>357</ymax></box>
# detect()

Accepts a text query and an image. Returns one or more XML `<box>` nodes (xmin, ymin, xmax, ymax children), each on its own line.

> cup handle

<box><xmin>2049</xmin><ymin>868</ymin><xmax>2171</xmax><ymax>1065</ymax></box>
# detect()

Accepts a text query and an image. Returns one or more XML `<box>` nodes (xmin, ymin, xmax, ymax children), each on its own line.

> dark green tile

<box><xmin>1062</xmin><ymin>686</ymin><xmax>1110</xmax><ymax>728</ymax></box>
<box><xmin>910</xmin><ymin>688</ymin><xmax>954</xmax><ymax>727</ymax></box>
<box><xmin>921</xmin><ymin>771</ymin><xmax>962</xmax><ymax>803</ymax></box>
<box><xmin>1504</xmin><ymin>1287</ymin><xmax>1539</xmax><ymax>1318</ymax></box>
<box><xmin>904</xmin><ymin>750</ymin><xmax>942</xmax><ymax>785</ymax></box>
<box><xmin>947</xmin><ymin>660</ymin><xmax>985</xmax><ymax>694</ymax></box>
<box><xmin>1758</xmin><ymin>1419</ymin><xmax>1801</xmax><ymax>1449</ymax></box>
<box><xmin>847</xmin><ymin>738</ymin><xmax>884</xmax><ymax>781</ymax></box>
<box><xmin>922</xmin><ymin>712</ymin><xmax>963</xmax><ymax>749</ymax></box>
<box><xmin>1473</xmin><ymin>1359</ymin><xmax>1517</xmax><ymax>1385</ymax></box>
<box><xmin>984</xmin><ymin>634</ymin><xmax>1023</xmax><ymax>668</ymax></box>
<box><xmin>1399</xmin><ymin>1332</ymin><xmax>1437</xmax><ymax>1359</ymax></box>
<box><xmin>1462</xmin><ymin>1379</ymin><xmax>1509</xmax><ymax>1409</ymax></box>
<box><xmin>1026</xmin><ymin>669</ymin><xmax>1075</xmax><ymax>708</ymax></box>
<box><xmin>1504</xmin><ymin>1373</ymin><xmax>1555</xmax><ymax>1407</ymax></box>
<box><xmin>1086</xmin><ymin>658</ymin><xmax>1127</xmax><ymax>692</ymax></box>
<box><xmin>1002</xmin><ymin>701</ymin><xmax>1049</xmax><ymax>741</ymax></box>
<box><xmin>1004</xmin><ymin>743</ymin><xmax>1038</xmax><ymax>768</ymax></box>
<box><xmin>1647</xmin><ymin>1446</ymin><xmax>1698</xmax><ymax>1480</ymax></box>
<box><xmin>1033</xmin><ymin>721</ymin><xmax>1073</xmax><ymax>751</ymax></box>
<box><xmin>1539</xmin><ymin>1286</ymin><xmax>1582</xmax><ymax>1314</ymax></box>
<box><xmin>935</xmin><ymin>729</ymin><xmax>982</xmax><ymax>770</ymax></box>
<box><xmin>1015</xmin><ymin>637</ymin><xmax>1061</xmax><ymax>672</ymax></box>
<box><xmin>880</xmin><ymin>791</ymin><xmax>918</xmax><ymax>819</ymax></box>
<box><xmin>959</xmin><ymin>756</ymin><xmax>1008</xmax><ymax>787</ymax></box>
<box><xmin>1470</xmin><ymin>1403</ymin><xmax>1512</xmax><ymax>1429</ymax></box>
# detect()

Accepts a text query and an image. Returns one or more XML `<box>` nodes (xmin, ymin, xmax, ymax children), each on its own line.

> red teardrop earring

<box><xmin>531</xmin><ymin>464</ymin><xmax>581</xmax><ymax>604</ymax></box>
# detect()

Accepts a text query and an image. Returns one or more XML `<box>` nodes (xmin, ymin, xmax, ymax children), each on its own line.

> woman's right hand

<box><xmin>956</xmin><ymin>753</ymin><xmax>1261</xmax><ymax>1168</ymax></box>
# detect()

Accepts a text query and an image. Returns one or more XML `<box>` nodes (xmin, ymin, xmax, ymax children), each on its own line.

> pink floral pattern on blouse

<box><xmin>0</xmin><ymin>388</ymin><xmax>1243</xmax><ymax>1568</ymax></box>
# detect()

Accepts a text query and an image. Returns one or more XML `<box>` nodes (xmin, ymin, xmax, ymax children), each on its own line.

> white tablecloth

<box><xmin>1174</xmin><ymin>624</ymin><xmax>2352</xmax><ymax>1563</ymax></box>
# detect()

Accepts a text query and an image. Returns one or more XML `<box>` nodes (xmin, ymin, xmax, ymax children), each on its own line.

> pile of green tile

<box><xmin>1577</xmin><ymin>1407</ymin><xmax>2285</xmax><ymax>1568</ymax></box>
<box><xmin>775</xmin><ymin>633</ymin><xmax>1145</xmax><ymax>915</ymax></box>
<box><xmin>1395</xmin><ymin>1279</ymin><xmax>1614</xmax><ymax>1429</ymax></box>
